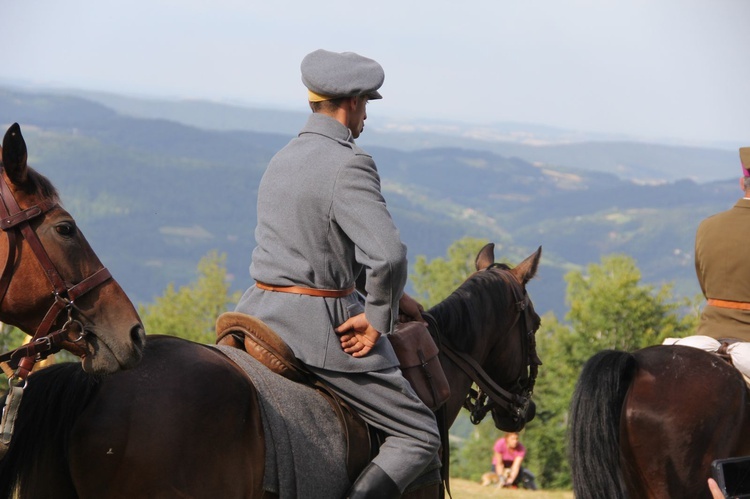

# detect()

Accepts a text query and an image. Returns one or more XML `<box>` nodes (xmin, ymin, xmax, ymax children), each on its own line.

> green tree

<box><xmin>565</xmin><ymin>254</ymin><xmax>696</xmax><ymax>352</ymax></box>
<box><xmin>139</xmin><ymin>251</ymin><xmax>242</xmax><ymax>344</ymax></box>
<box><xmin>521</xmin><ymin>313</ymin><xmax>580</xmax><ymax>488</ymax></box>
<box><xmin>411</xmin><ymin>237</ymin><xmax>490</xmax><ymax>308</ymax></box>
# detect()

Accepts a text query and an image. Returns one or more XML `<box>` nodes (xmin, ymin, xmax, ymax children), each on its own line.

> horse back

<box><xmin>621</xmin><ymin>345</ymin><xmax>750</xmax><ymax>498</ymax></box>
<box><xmin>67</xmin><ymin>335</ymin><xmax>266</xmax><ymax>499</ymax></box>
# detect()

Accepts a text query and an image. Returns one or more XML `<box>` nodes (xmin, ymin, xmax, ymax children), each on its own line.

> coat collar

<box><xmin>299</xmin><ymin>113</ymin><xmax>354</xmax><ymax>144</ymax></box>
<box><xmin>735</xmin><ymin>198</ymin><xmax>750</xmax><ymax>209</ymax></box>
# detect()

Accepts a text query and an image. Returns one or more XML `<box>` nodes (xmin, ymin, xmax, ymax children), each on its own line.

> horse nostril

<box><xmin>130</xmin><ymin>324</ymin><xmax>146</xmax><ymax>350</ymax></box>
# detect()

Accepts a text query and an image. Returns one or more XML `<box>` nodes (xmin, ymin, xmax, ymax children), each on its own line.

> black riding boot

<box><xmin>346</xmin><ymin>462</ymin><xmax>401</xmax><ymax>499</ymax></box>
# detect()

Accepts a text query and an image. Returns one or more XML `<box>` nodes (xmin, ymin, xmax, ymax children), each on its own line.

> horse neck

<box><xmin>428</xmin><ymin>271</ymin><xmax>527</xmax><ymax>427</ymax></box>
<box><xmin>437</xmin><ymin>350</ymin><xmax>475</xmax><ymax>427</ymax></box>
<box><xmin>428</xmin><ymin>296</ymin><xmax>503</xmax><ymax>427</ymax></box>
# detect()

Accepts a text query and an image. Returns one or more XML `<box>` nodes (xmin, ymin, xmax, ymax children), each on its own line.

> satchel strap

<box><xmin>421</xmin><ymin>313</ymin><xmax>451</xmax><ymax>499</ymax></box>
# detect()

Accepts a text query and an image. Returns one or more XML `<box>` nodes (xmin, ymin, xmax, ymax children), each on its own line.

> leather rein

<box><xmin>0</xmin><ymin>167</ymin><xmax>112</xmax><ymax>381</ymax></box>
<box><xmin>425</xmin><ymin>264</ymin><xmax>540</xmax><ymax>427</ymax></box>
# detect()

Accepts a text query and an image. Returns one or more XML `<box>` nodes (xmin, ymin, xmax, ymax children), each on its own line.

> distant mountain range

<box><xmin>54</xmin><ymin>87</ymin><xmax>741</xmax><ymax>184</ymax></box>
<box><xmin>0</xmin><ymin>86</ymin><xmax>740</xmax><ymax>317</ymax></box>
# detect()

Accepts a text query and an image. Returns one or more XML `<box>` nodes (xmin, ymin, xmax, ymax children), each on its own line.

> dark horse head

<box><xmin>430</xmin><ymin>243</ymin><xmax>542</xmax><ymax>432</ymax></box>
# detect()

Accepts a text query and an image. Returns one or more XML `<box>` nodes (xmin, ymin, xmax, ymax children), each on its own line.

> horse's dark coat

<box><xmin>216</xmin><ymin>344</ymin><xmax>349</xmax><ymax>497</ymax></box>
<box><xmin>569</xmin><ymin>344</ymin><xmax>750</xmax><ymax>499</ymax></box>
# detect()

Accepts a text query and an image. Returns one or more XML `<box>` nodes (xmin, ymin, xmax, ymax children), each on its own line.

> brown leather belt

<box><xmin>708</xmin><ymin>298</ymin><xmax>750</xmax><ymax>311</ymax></box>
<box><xmin>255</xmin><ymin>280</ymin><xmax>355</xmax><ymax>298</ymax></box>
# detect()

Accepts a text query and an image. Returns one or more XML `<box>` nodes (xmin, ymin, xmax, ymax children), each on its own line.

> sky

<box><xmin>3</xmin><ymin>0</ymin><xmax>750</xmax><ymax>147</ymax></box>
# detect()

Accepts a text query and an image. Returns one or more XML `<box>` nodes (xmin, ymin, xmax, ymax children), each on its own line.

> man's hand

<box><xmin>398</xmin><ymin>293</ymin><xmax>426</xmax><ymax>324</ymax></box>
<box><xmin>336</xmin><ymin>313</ymin><xmax>382</xmax><ymax>357</ymax></box>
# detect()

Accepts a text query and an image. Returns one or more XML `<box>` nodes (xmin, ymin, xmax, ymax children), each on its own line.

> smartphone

<box><xmin>712</xmin><ymin>456</ymin><xmax>750</xmax><ymax>498</ymax></box>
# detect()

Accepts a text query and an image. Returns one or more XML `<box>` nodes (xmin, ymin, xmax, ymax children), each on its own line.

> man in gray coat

<box><xmin>235</xmin><ymin>49</ymin><xmax>440</xmax><ymax>498</ymax></box>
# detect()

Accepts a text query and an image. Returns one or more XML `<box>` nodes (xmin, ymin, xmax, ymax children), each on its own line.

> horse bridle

<box><xmin>426</xmin><ymin>264</ymin><xmax>541</xmax><ymax>428</ymax></box>
<box><xmin>0</xmin><ymin>167</ymin><xmax>113</xmax><ymax>381</ymax></box>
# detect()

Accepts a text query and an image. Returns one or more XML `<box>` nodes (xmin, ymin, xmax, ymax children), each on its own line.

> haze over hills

<box><xmin>53</xmin><ymin>87</ymin><xmax>739</xmax><ymax>184</ymax></box>
<box><xmin>0</xmin><ymin>85</ymin><xmax>740</xmax><ymax>317</ymax></box>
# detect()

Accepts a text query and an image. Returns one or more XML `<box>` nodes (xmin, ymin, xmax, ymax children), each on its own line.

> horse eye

<box><xmin>55</xmin><ymin>222</ymin><xmax>76</xmax><ymax>236</ymax></box>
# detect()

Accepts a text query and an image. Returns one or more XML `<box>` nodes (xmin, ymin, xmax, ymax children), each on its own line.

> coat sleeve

<box><xmin>331</xmin><ymin>153</ymin><xmax>407</xmax><ymax>335</ymax></box>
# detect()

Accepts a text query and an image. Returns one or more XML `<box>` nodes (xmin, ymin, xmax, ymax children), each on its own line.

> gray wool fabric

<box><xmin>301</xmin><ymin>49</ymin><xmax>384</xmax><ymax>99</ymax></box>
<box><xmin>215</xmin><ymin>345</ymin><xmax>442</xmax><ymax>496</ymax></box>
<box><xmin>307</xmin><ymin>364</ymin><xmax>442</xmax><ymax>491</ymax></box>
<box><xmin>215</xmin><ymin>345</ymin><xmax>350</xmax><ymax>498</ymax></box>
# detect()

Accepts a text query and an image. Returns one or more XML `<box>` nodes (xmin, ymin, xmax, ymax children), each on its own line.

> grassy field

<box><xmin>450</xmin><ymin>478</ymin><xmax>573</xmax><ymax>499</ymax></box>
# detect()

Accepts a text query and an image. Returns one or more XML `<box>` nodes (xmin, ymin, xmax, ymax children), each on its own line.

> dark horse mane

<box><xmin>19</xmin><ymin>167</ymin><xmax>59</xmax><ymax>201</ymax></box>
<box><xmin>0</xmin><ymin>154</ymin><xmax>59</xmax><ymax>201</ymax></box>
<box><xmin>0</xmin><ymin>363</ymin><xmax>98</xmax><ymax>497</ymax></box>
<box><xmin>429</xmin><ymin>264</ymin><xmax>518</xmax><ymax>353</ymax></box>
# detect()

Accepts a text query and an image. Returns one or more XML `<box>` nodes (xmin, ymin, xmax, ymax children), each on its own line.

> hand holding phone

<box><xmin>712</xmin><ymin>456</ymin><xmax>750</xmax><ymax>498</ymax></box>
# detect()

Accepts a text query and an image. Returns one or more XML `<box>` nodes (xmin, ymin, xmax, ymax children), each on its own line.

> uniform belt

<box><xmin>707</xmin><ymin>298</ymin><xmax>750</xmax><ymax>311</ymax></box>
<box><xmin>255</xmin><ymin>280</ymin><xmax>355</xmax><ymax>298</ymax></box>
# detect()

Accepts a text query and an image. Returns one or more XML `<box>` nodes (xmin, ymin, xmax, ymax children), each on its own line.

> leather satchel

<box><xmin>389</xmin><ymin>321</ymin><xmax>451</xmax><ymax>411</ymax></box>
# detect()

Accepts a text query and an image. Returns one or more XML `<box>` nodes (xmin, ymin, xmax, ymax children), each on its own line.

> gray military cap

<box><xmin>301</xmin><ymin>49</ymin><xmax>384</xmax><ymax>102</ymax></box>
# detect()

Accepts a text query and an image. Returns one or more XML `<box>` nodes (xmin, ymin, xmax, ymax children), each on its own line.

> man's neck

<box><xmin>315</xmin><ymin>109</ymin><xmax>349</xmax><ymax>133</ymax></box>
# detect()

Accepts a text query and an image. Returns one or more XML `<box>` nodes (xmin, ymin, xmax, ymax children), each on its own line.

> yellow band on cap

<box><xmin>308</xmin><ymin>89</ymin><xmax>334</xmax><ymax>102</ymax></box>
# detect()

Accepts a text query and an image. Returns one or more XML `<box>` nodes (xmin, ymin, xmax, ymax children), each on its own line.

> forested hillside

<box><xmin>0</xmin><ymin>87</ymin><xmax>739</xmax><ymax>315</ymax></box>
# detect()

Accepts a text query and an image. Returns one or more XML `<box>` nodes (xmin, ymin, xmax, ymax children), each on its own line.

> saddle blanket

<box><xmin>662</xmin><ymin>336</ymin><xmax>750</xmax><ymax>384</ymax></box>
<box><xmin>214</xmin><ymin>345</ymin><xmax>351</xmax><ymax>498</ymax></box>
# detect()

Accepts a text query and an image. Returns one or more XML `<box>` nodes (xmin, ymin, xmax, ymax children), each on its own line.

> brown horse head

<box><xmin>0</xmin><ymin>123</ymin><xmax>144</xmax><ymax>374</ymax></box>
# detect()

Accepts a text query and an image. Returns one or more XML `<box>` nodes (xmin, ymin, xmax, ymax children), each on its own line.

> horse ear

<box><xmin>511</xmin><ymin>246</ymin><xmax>542</xmax><ymax>285</ymax></box>
<box><xmin>2</xmin><ymin>123</ymin><xmax>29</xmax><ymax>185</ymax></box>
<box><xmin>475</xmin><ymin>243</ymin><xmax>495</xmax><ymax>271</ymax></box>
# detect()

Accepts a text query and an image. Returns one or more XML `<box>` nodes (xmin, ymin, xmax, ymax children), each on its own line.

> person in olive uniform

<box><xmin>235</xmin><ymin>49</ymin><xmax>440</xmax><ymax>498</ymax></box>
<box><xmin>695</xmin><ymin>147</ymin><xmax>750</xmax><ymax>341</ymax></box>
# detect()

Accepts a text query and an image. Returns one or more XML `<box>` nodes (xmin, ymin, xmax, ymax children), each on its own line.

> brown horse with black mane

<box><xmin>0</xmin><ymin>123</ymin><xmax>144</xmax><ymax>375</ymax></box>
<box><xmin>569</xmin><ymin>345</ymin><xmax>750</xmax><ymax>498</ymax></box>
<box><xmin>0</xmin><ymin>127</ymin><xmax>542</xmax><ymax>496</ymax></box>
